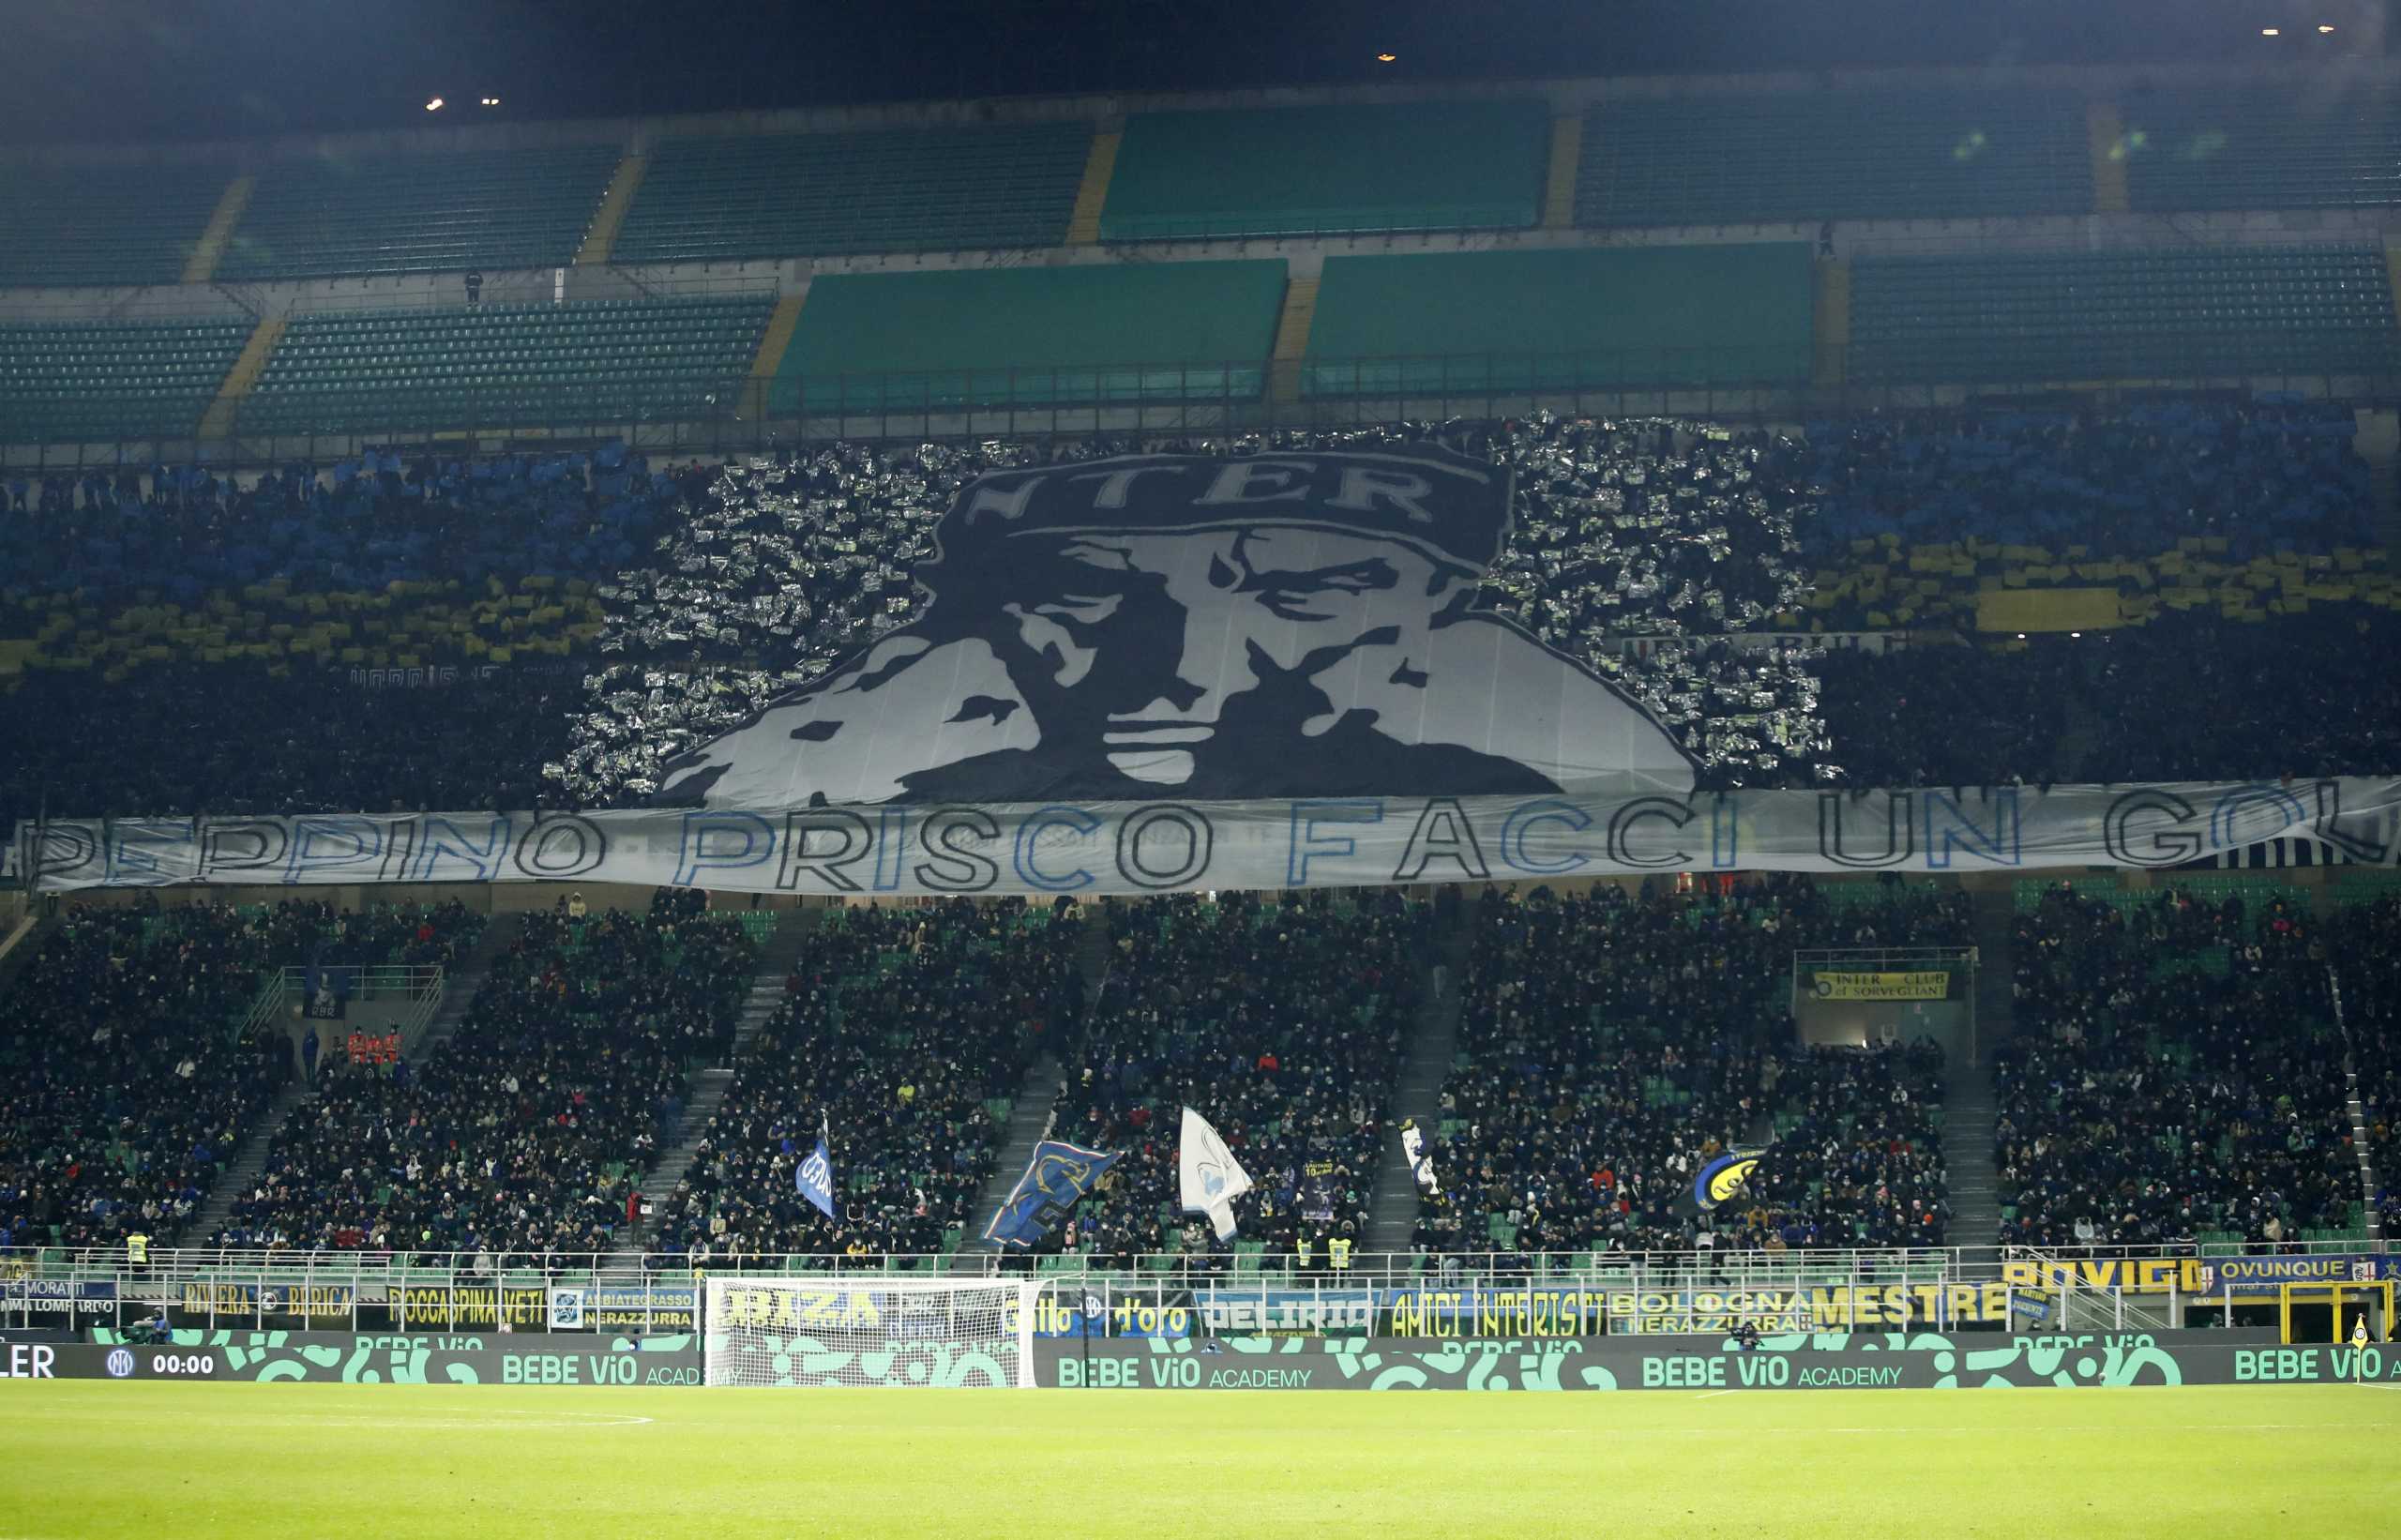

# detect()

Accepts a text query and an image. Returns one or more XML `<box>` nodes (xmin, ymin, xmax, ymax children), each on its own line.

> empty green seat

<box><xmin>0</xmin><ymin>317</ymin><xmax>249</xmax><ymax>442</ymax></box>
<box><xmin>614</xmin><ymin>125</ymin><xmax>1089</xmax><ymax>263</ymax></box>
<box><xmin>1850</xmin><ymin>246</ymin><xmax>2401</xmax><ymax>383</ymax></box>
<box><xmin>1581</xmin><ymin>88</ymin><xmax>2091</xmax><ymax>227</ymax></box>
<box><xmin>0</xmin><ymin>166</ymin><xmax>228</xmax><ymax>287</ymax></box>
<box><xmin>219</xmin><ymin>144</ymin><xmax>620</xmax><ymax>281</ymax></box>
<box><xmin>237</xmin><ymin>296</ymin><xmax>774</xmax><ymax>435</ymax></box>
<box><xmin>2124</xmin><ymin>85</ymin><xmax>2401</xmax><ymax>213</ymax></box>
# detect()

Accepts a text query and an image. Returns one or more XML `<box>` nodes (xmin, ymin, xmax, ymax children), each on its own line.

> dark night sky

<box><xmin>5</xmin><ymin>0</ymin><xmax>2390</xmax><ymax>148</ymax></box>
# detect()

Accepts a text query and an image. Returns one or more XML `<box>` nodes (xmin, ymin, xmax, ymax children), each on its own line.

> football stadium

<box><xmin>4</xmin><ymin>1</ymin><xmax>2401</xmax><ymax>1534</ymax></box>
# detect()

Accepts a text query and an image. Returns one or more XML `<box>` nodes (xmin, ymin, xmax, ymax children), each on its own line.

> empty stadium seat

<box><xmin>0</xmin><ymin>318</ymin><xmax>250</xmax><ymax>442</ymax></box>
<box><xmin>0</xmin><ymin>165</ymin><xmax>229</xmax><ymax>287</ymax></box>
<box><xmin>218</xmin><ymin>145</ymin><xmax>620</xmax><ymax>280</ymax></box>
<box><xmin>612</xmin><ymin>125</ymin><xmax>1090</xmax><ymax>263</ymax></box>
<box><xmin>2123</xmin><ymin>84</ymin><xmax>2401</xmax><ymax>212</ymax></box>
<box><xmin>1101</xmin><ymin>102</ymin><xmax>1548</xmax><ymax>240</ymax></box>
<box><xmin>1578</xmin><ymin>89</ymin><xmax>2091</xmax><ymax>227</ymax></box>
<box><xmin>777</xmin><ymin>262</ymin><xmax>1285</xmax><ymax>413</ymax></box>
<box><xmin>1849</xmin><ymin>246</ymin><xmax>2401</xmax><ymax>382</ymax></box>
<box><xmin>240</xmin><ymin>296</ymin><xmax>774</xmax><ymax>434</ymax></box>
<box><xmin>1302</xmin><ymin>244</ymin><xmax>1814</xmax><ymax>395</ymax></box>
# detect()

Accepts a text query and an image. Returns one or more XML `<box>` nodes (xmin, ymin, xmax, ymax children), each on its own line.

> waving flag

<box><xmin>795</xmin><ymin>1114</ymin><xmax>837</xmax><ymax>1220</ymax></box>
<box><xmin>982</xmin><ymin>1140</ymin><xmax>1119</xmax><ymax>1251</ymax></box>
<box><xmin>1177</xmin><ymin>1108</ymin><xmax>1253</xmax><ymax>1243</ymax></box>
<box><xmin>1694</xmin><ymin>1149</ymin><xmax>1764</xmax><ymax>1210</ymax></box>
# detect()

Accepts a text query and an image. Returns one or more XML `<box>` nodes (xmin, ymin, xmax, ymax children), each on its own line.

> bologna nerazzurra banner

<box><xmin>15</xmin><ymin>778</ymin><xmax>2401</xmax><ymax>895</ymax></box>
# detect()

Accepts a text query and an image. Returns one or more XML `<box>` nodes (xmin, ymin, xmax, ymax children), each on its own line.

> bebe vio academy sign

<box><xmin>18</xmin><ymin>777</ymin><xmax>2401</xmax><ymax>896</ymax></box>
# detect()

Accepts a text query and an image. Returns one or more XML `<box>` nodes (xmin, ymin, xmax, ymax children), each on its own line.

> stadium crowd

<box><xmin>1993</xmin><ymin>883</ymin><xmax>2363</xmax><ymax>1248</ymax></box>
<box><xmin>1</xmin><ymin>404</ymin><xmax>2394</xmax><ymax>827</ymax></box>
<box><xmin>1</xmin><ymin>445</ymin><xmax>692</xmax><ymax>601</ymax></box>
<box><xmin>214</xmin><ymin>892</ymin><xmax>754</xmax><ymax>1255</ymax></box>
<box><xmin>1784</xmin><ymin>400</ymin><xmax>2375</xmax><ymax>562</ymax></box>
<box><xmin>648</xmin><ymin>899</ymin><xmax>1082</xmax><ymax>1263</ymax></box>
<box><xmin>0</xmin><ymin>899</ymin><xmax>480</xmax><ymax>1251</ymax></box>
<box><xmin>1047</xmin><ymin>891</ymin><xmax>1425</xmax><ymax>1264</ymax></box>
<box><xmin>1415</xmin><ymin>878</ymin><xmax>1963</xmax><ymax>1258</ymax></box>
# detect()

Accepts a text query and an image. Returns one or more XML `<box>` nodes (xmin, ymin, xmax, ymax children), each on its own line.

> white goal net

<box><xmin>702</xmin><ymin>1276</ymin><xmax>1043</xmax><ymax>1388</ymax></box>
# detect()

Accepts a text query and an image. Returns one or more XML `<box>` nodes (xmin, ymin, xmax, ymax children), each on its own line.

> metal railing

<box><xmin>237</xmin><ymin>965</ymin><xmax>445</xmax><ymax>1053</ymax></box>
<box><xmin>8</xmin><ymin>1240</ymin><xmax>2378</xmax><ymax>1336</ymax></box>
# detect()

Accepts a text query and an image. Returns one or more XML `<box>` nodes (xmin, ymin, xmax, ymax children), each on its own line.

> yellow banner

<box><xmin>1976</xmin><ymin>587</ymin><xmax>2124</xmax><ymax>634</ymax></box>
<box><xmin>2001</xmin><ymin>1258</ymin><xmax>2203</xmax><ymax>1294</ymax></box>
<box><xmin>1810</xmin><ymin>971</ymin><xmax>1948</xmax><ymax>1002</ymax></box>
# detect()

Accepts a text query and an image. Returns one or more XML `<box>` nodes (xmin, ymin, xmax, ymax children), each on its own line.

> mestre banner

<box><xmin>16</xmin><ymin>777</ymin><xmax>2401</xmax><ymax>895</ymax></box>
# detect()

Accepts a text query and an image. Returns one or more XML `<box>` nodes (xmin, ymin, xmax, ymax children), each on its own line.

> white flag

<box><xmin>1178</xmin><ymin>1107</ymin><xmax>1253</xmax><ymax>1243</ymax></box>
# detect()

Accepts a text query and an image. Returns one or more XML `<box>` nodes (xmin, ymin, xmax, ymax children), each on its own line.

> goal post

<box><xmin>701</xmin><ymin>1275</ymin><xmax>1046</xmax><ymax>1388</ymax></box>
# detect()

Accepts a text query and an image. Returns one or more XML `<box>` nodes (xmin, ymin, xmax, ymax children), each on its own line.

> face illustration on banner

<box><xmin>657</xmin><ymin>450</ymin><xmax>1699</xmax><ymax>807</ymax></box>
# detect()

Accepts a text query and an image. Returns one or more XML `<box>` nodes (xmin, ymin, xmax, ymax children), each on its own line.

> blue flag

<box><xmin>982</xmin><ymin>1140</ymin><xmax>1119</xmax><ymax>1250</ymax></box>
<box><xmin>795</xmin><ymin>1115</ymin><xmax>837</xmax><ymax>1220</ymax></box>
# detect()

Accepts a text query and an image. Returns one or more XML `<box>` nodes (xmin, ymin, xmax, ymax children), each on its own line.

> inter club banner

<box><xmin>1808</xmin><ymin>971</ymin><xmax>1951</xmax><ymax>1002</ymax></box>
<box><xmin>16</xmin><ymin>778</ymin><xmax>2401</xmax><ymax>895</ymax></box>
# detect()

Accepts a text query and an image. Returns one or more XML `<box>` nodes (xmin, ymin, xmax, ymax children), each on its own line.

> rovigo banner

<box><xmin>20</xmin><ymin>778</ymin><xmax>2401</xmax><ymax>895</ymax></box>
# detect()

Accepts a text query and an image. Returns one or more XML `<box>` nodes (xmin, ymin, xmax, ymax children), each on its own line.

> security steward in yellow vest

<box><xmin>1294</xmin><ymin>1232</ymin><xmax>1315</xmax><ymax>1276</ymax></box>
<box><xmin>126</xmin><ymin>1232</ymin><xmax>150</xmax><ymax>1270</ymax></box>
<box><xmin>1329</xmin><ymin>1233</ymin><xmax>1353</xmax><ymax>1274</ymax></box>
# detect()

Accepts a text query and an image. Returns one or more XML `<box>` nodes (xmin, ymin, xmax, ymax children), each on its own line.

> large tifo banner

<box><xmin>16</xmin><ymin>778</ymin><xmax>2401</xmax><ymax>895</ymax></box>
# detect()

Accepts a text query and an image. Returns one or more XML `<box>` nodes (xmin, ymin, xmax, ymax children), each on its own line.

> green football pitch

<box><xmin>0</xmin><ymin>1381</ymin><xmax>2389</xmax><ymax>1538</ymax></box>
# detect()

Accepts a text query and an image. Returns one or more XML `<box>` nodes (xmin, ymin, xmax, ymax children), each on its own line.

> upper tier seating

<box><xmin>0</xmin><ymin>319</ymin><xmax>250</xmax><ymax>444</ymax></box>
<box><xmin>1578</xmin><ymin>89</ymin><xmax>2091</xmax><ymax>226</ymax></box>
<box><xmin>775</xmin><ymin>263</ymin><xmax>1284</xmax><ymax>412</ymax></box>
<box><xmin>1850</xmin><ymin>246</ymin><xmax>2401</xmax><ymax>383</ymax></box>
<box><xmin>2123</xmin><ymin>83</ymin><xmax>2401</xmax><ymax>213</ymax></box>
<box><xmin>0</xmin><ymin>165</ymin><xmax>226</xmax><ymax>287</ymax></box>
<box><xmin>240</xmin><ymin>297</ymin><xmax>773</xmax><ymax>433</ymax></box>
<box><xmin>612</xmin><ymin>126</ymin><xmax>1089</xmax><ymax>263</ymax></box>
<box><xmin>1101</xmin><ymin>103</ymin><xmax>1548</xmax><ymax>240</ymax></box>
<box><xmin>218</xmin><ymin>145</ymin><xmax>619</xmax><ymax>280</ymax></box>
<box><xmin>1303</xmin><ymin>244</ymin><xmax>1815</xmax><ymax>395</ymax></box>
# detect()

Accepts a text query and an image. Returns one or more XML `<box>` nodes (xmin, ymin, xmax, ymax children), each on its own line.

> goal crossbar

<box><xmin>702</xmin><ymin>1276</ymin><xmax>1043</xmax><ymax>1388</ymax></box>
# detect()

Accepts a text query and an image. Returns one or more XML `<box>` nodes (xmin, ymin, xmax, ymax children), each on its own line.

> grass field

<box><xmin>0</xmin><ymin>1381</ymin><xmax>2391</xmax><ymax>1538</ymax></box>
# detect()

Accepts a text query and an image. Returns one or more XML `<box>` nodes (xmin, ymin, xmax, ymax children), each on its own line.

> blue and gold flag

<box><xmin>982</xmin><ymin>1139</ymin><xmax>1119</xmax><ymax>1250</ymax></box>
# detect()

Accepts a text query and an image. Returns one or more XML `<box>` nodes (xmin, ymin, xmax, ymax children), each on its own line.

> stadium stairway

<box><xmin>958</xmin><ymin>911</ymin><xmax>1103</xmax><ymax>1250</ymax></box>
<box><xmin>404</xmin><ymin>912</ymin><xmax>525</xmax><ymax>1060</ymax></box>
<box><xmin>0</xmin><ymin>910</ymin><xmax>49</xmax><ymax>996</ymax></box>
<box><xmin>609</xmin><ymin>907</ymin><xmax>818</xmax><ymax>1258</ymax></box>
<box><xmin>1363</xmin><ymin>909</ymin><xmax>1472</xmax><ymax>1253</ymax></box>
<box><xmin>1946</xmin><ymin>888</ymin><xmax>2020</xmax><ymax>1260</ymax></box>
<box><xmin>182</xmin><ymin>1080</ymin><xmax>317</xmax><ymax>1244</ymax></box>
<box><xmin>2340</xmin><ymin>1058</ymin><xmax>2384</xmax><ymax>1246</ymax></box>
